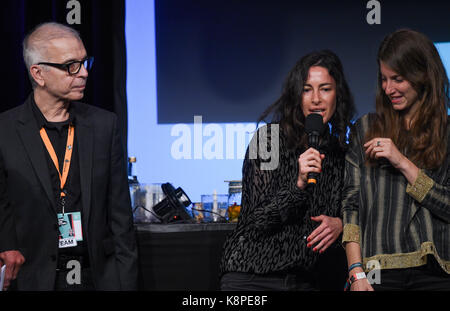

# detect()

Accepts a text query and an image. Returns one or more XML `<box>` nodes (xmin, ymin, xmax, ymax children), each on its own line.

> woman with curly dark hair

<box><xmin>342</xmin><ymin>29</ymin><xmax>450</xmax><ymax>291</ymax></box>
<box><xmin>220</xmin><ymin>50</ymin><xmax>355</xmax><ymax>290</ymax></box>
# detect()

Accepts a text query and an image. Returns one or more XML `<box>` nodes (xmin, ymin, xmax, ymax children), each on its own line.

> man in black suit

<box><xmin>0</xmin><ymin>22</ymin><xmax>138</xmax><ymax>290</ymax></box>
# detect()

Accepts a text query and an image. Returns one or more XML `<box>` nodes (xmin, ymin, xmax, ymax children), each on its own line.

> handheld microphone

<box><xmin>304</xmin><ymin>113</ymin><xmax>325</xmax><ymax>185</ymax></box>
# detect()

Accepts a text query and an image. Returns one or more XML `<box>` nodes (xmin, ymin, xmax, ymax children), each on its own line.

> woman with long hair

<box><xmin>220</xmin><ymin>50</ymin><xmax>355</xmax><ymax>290</ymax></box>
<box><xmin>343</xmin><ymin>29</ymin><xmax>450</xmax><ymax>291</ymax></box>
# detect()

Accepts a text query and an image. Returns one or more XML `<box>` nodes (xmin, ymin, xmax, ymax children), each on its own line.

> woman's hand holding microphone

<box><xmin>297</xmin><ymin>147</ymin><xmax>324</xmax><ymax>190</ymax></box>
<box><xmin>296</xmin><ymin>148</ymin><xmax>343</xmax><ymax>253</ymax></box>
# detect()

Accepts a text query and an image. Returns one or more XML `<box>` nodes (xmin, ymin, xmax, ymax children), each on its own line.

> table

<box><xmin>135</xmin><ymin>222</ymin><xmax>347</xmax><ymax>291</ymax></box>
<box><xmin>135</xmin><ymin>223</ymin><xmax>236</xmax><ymax>291</ymax></box>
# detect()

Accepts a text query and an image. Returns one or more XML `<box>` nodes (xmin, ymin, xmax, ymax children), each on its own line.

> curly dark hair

<box><xmin>258</xmin><ymin>50</ymin><xmax>355</xmax><ymax>151</ymax></box>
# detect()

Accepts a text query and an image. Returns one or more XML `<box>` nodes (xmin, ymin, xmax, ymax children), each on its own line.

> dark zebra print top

<box><xmin>220</xmin><ymin>124</ymin><xmax>346</xmax><ymax>275</ymax></box>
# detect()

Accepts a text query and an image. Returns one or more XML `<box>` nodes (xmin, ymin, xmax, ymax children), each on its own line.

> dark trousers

<box><xmin>220</xmin><ymin>270</ymin><xmax>317</xmax><ymax>291</ymax></box>
<box><xmin>372</xmin><ymin>257</ymin><xmax>450</xmax><ymax>291</ymax></box>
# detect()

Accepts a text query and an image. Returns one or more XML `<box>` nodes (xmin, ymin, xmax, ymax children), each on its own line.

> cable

<box><xmin>134</xmin><ymin>205</ymin><xmax>198</xmax><ymax>224</ymax></box>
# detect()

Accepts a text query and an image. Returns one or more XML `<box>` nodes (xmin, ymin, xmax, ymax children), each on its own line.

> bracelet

<box><xmin>349</xmin><ymin>272</ymin><xmax>366</xmax><ymax>285</ymax></box>
<box><xmin>344</xmin><ymin>270</ymin><xmax>366</xmax><ymax>291</ymax></box>
<box><xmin>348</xmin><ymin>262</ymin><xmax>363</xmax><ymax>272</ymax></box>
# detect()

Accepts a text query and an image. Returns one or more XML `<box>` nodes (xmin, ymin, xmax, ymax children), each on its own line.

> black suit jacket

<box><xmin>0</xmin><ymin>95</ymin><xmax>138</xmax><ymax>290</ymax></box>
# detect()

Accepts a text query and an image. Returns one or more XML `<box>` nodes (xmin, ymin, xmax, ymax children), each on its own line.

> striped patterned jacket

<box><xmin>342</xmin><ymin>114</ymin><xmax>450</xmax><ymax>273</ymax></box>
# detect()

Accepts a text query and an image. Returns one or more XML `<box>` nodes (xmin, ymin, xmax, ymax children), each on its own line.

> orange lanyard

<box><xmin>39</xmin><ymin>124</ymin><xmax>75</xmax><ymax>200</ymax></box>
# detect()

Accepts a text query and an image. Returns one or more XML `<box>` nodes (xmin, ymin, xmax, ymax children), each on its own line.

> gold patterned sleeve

<box><xmin>406</xmin><ymin>169</ymin><xmax>434</xmax><ymax>203</ymax></box>
<box><xmin>406</xmin><ymin>167</ymin><xmax>450</xmax><ymax>223</ymax></box>
<box><xmin>342</xmin><ymin>223</ymin><xmax>360</xmax><ymax>244</ymax></box>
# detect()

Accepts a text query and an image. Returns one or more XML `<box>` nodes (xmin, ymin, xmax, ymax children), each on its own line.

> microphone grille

<box><xmin>305</xmin><ymin>113</ymin><xmax>324</xmax><ymax>134</ymax></box>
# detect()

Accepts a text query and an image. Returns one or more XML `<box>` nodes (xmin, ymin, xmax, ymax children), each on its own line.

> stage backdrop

<box><xmin>127</xmin><ymin>0</ymin><xmax>450</xmax><ymax>202</ymax></box>
<box><xmin>155</xmin><ymin>0</ymin><xmax>450</xmax><ymax>124</ymax></box>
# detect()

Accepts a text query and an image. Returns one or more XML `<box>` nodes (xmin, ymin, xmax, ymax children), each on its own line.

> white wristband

<box><xmin>350</xmin><ymin>272</ymin><xmax>366</xmax><ymax>284</ymax></box>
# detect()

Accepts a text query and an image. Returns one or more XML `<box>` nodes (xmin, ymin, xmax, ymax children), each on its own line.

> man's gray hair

<box><xmin>23</xmin><ymin>22</ymin><xmax>82</xmax><ymax>87</ymax></box>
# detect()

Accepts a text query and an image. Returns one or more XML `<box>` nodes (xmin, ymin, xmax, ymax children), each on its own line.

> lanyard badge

<box><xmin>57</xmin><ymin>211</ymin><xmax>83</xmax><ymax>248</ymax></box>
<box><xmin>39</xmin><ymin>124</ymin><xmax>74</xmax><ymax>215</ymax></box>
<box><xmin>40</xmin><ymin>125</ymin><xmax>82</xmax><ymax>248</ymax></box>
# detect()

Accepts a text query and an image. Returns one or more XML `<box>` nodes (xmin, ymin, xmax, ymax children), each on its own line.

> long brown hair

<box><xmin>366</xmin><ymin>29</ymin><xmax>449</xmax><ymax>169</ymax></box>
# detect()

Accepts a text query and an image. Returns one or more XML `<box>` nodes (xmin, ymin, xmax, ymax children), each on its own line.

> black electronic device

<box><xmin>151</xmin><ymin>183</ymin><xmax>192</xmax><ymax>223</ymax></box>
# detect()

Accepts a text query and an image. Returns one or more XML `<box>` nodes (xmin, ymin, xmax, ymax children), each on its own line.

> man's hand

<box><xmin>0</xmin><ymin>250</ymin><xmax>25</xmax><ymax>290</ymax></box>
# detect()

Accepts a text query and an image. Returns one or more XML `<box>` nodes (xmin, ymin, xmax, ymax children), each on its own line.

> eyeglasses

<box><xmin>37</xmin><ymin>56</ymin><xmax>94</xmax><ymax>75</ymax></box>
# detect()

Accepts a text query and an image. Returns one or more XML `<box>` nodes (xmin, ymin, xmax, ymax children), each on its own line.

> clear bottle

<box><xmin>128</xmin><ymin>156</ymin><xmax>138</xmax><ymax>185</ymax></box>
<box><xmin>226</xmin><ymin>180</ymin><xmax>242</xmax><ymax>222</ymax></box>
<box><xmin>128</xmin><ymin>157</ymin><xmax>142</xmax><ymax>222</ymax></box>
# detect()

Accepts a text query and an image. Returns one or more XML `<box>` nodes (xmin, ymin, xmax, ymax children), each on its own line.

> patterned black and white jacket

<box><xmin>220</xmin><ymin>124</ymin><xmax>346</xmax><ymax>275</ymax></box>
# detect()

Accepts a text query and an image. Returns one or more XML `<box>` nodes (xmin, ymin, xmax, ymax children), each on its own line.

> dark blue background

<box><xmin>155</xmin><ymin>0</ymin><xmax>450</xmax><ymax>123</ymax></box>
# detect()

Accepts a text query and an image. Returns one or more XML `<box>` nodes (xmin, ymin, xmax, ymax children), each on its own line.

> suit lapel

<box><xmin>16</xmin><ymin>98</ymin><xmax>95</xmax><ymax>224</ymax></box>
<box><xmin>16</xmin><ymin>101</ymin><xmax>56</xmax><ymax>212</ymax></box>
<box><xmin>75</xmin><ymin>110</ymin><xmax>93</xmax><ymax>227</ymax></box>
